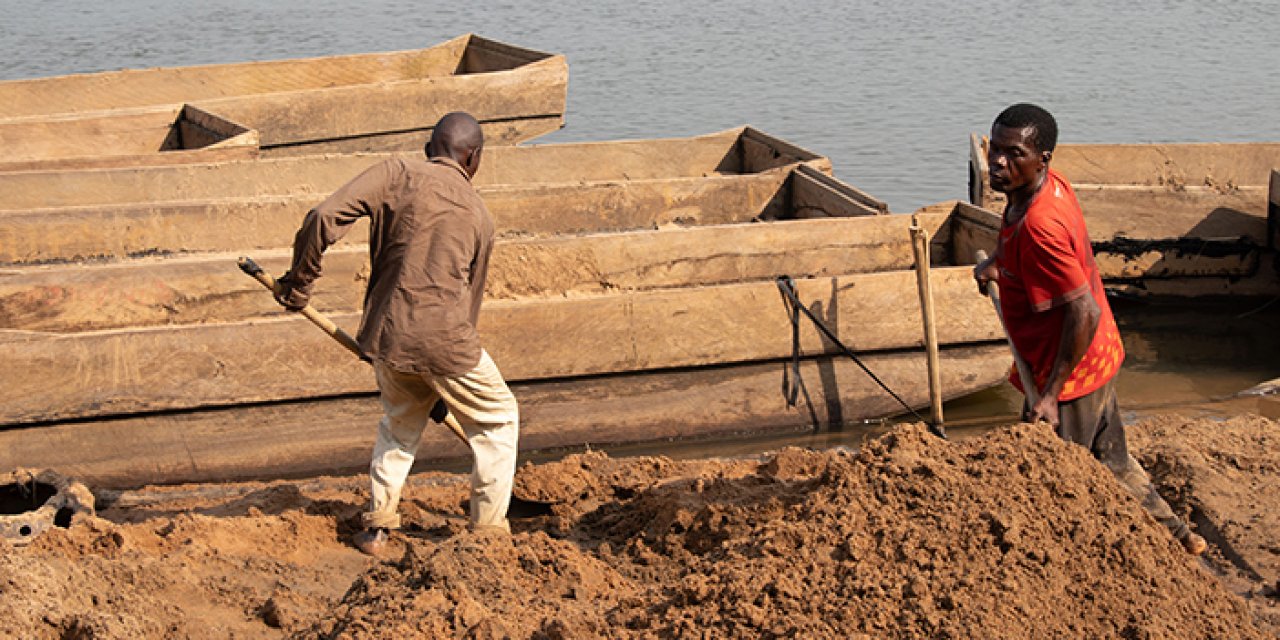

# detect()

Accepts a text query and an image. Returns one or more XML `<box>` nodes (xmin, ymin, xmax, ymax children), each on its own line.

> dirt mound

<box><xmin>1129</xmin><ymin>413</ymin><xmax>1280</xmax><ymax>628</ymax></box>
<box><xmin>2</xmin><ymin>492</ymin><xmax>371</xmax><ymax>639</ymax></box>
<box><xmin>307</xmin><ymin>529</ymin><xmax>637</xmax><ymax>639</ymax></box>
<box><xmin>2</xmin><ymin>419</ymin><xmax>1275</xmax><ymax>638</ymax></box>
<box><xmin>574</xmin><ymin>423</ymin><xmax>1263</xmax><ymax>638</ymax></box>
<box><xmin>308</xmin><ymin>424</ymin><xmax>1265</xmax><ymax>638</ymax></box>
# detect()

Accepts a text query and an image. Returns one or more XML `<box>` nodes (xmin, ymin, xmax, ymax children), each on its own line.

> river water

<box><xmin>3</xmin><ymin>1</ymin><xmax>1279</xmax><ymax>457</ymax></box>
<box><xmin>4</xmin><ymin>0</ymin><xmax>1280</xmax><ymax>210</ymax></box>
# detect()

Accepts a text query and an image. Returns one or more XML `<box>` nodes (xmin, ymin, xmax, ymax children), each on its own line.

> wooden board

<box><xmin>967</xmin><ymin>137</ymin><xmax>1279</xmax><ymax>288</ymax></box>
<box><xmin>1075</xmin><ymin>186</ymin><xmax>1268</xmax><ymax>243</ymax></box>
<box><xmin>196</xmin><ymin>56</ymin><xmax>566</xmax><ymax>149</ymax></box>
<box><xmin>1102</xmin><ymin>259</ymin><xmax>1280</xmax><ymax>298</ymax></box>
<box><xmin>0</xmin><ymin>127</ymin><xmax>827</xmax><ymax>211</ymax></box>
<box><xmin>786</xmin><ymin>165</ymin><xmax>888</xmax><ymax>217</ymax></box>
<box><xmin>929</xmin><ymin>200</ymin><xmax>1000</xmax><ymax>266</ymax></box>
<box><xmin>0</xmin><ymin>344</ymin><xmax>1010</xmax><ymax>488</ymax></box>
<box><xmin>1270</xmin><ymin>169</ymin><xmax>1279</xmax><ymax>251</ymax></box>
<box><xmin>0</xmin><ymin>35</ymin><xmax>473</xmax><ymax>118</ymax></box>
<box><xmin>968</xmin><ymin>133</ymin><xmax>993</xmax><ymax>208</ymax></box>
<box><xmin>0</xmin><ymin>35</ymin><xmax>567</xmax><ymax>166</ymax></box>
<box><xmin>0</xmin><ymin>105</ymin><xmax>260</xmax><ymax>171</ymax></box>
<box><xmin>1092</xmin><ymin>241</ymin><xmax>1261</xmax><ymax>279</ymax></box>
<box><xmin>0</xmin><ymin>172</ymin><xmax>795</xmax><ymax>264</ymax></box>
<box><xmin>0</xmin><ymin>119</ymin><xmax>544</xmax><ymax>173</ymax></box>
<box><xmin>969</xmin><ymin>136</ymin><xmax>1278</xmax><ymax>209</ymax></box>
<box><xmin>0</xmin><ymin>214</ymin><xmax>951</xmax><ymax>332</ymax></box>
<box><xmin>1052</xmin><ymin>142</ymin><xmax>1280</xmax><ymax>188</ymax></box>
<box><xmin>259</xmin><ymin>117</ymin><xmax>564</xmax><ymax>157</ymax></box>
<box><xmin>0</xmin><ymin>268</ymin><xmax>1003</xmax><ymax>425</ymax></box>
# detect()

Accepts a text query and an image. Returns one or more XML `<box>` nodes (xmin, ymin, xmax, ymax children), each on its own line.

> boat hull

<box><xmin>0</xmin><ymin>344</ymin><xmax>1010</xmax><ymax>488</ymax></box>
<box><xmin>969</xmin><ymin>135</ymin><xmax>1280</xmax><ymax>298</ymax></box>
<box><xmin>0</xmin><ymin>35</ymin><xmax>568</xmax><ymax>170</ymax></box>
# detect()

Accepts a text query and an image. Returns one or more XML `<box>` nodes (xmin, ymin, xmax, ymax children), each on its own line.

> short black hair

<box><xmin>993</xmin><ymin>103</ymin><xmax>1058</xmax><ymax>153</ymax></box>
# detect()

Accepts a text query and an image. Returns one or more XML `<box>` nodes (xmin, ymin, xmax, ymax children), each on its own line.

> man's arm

<box><xmin>276</xmin><ymin>160</ymin><xmax>396</xmax><ymax>310</ymax></box>
<box><xmin>1027</xmin><ymin>294</ymin><xmax>1100</xmax><ymax>424</ymax></box>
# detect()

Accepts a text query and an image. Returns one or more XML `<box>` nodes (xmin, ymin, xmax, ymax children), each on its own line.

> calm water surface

<box><xmin>4</xmin><ymin>0</ymin><xmax>1280</xmax><ymax>210</ymax></box>
<box><xmin>3</xmin><ymin>2</ymin><xmax>1278</xmax><ymax>459</ymax></box>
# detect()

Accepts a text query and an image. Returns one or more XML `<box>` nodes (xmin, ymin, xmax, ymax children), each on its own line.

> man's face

<box><xmin>988</xmin><ymin>124</ymin><xmax>1048</xmax><ymax>194</ymax></box>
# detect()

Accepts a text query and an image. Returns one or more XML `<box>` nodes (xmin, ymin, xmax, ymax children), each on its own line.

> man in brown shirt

<box><xmin>275</xmin><ymin>112</ymin><xmax>519</xmax><ymax>555</ymax></box>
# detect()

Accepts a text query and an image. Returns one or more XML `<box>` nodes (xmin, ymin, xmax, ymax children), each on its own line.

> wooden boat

<box><xmin>0</xmin><ymin>204</ymin><xmax>1003</xmax><ymax>483</ymax></box>
<box><xmin>0</xmin><ymin>128</ymin><xmax>854</xmax><ymax>264</ymax></box>
<box><xmin>0</xmin><ymin>127</ymin><xmax>831</xmax><ymax>211</ymax></box>
<box><xmin>0</xmin><ymin>156</ymin><xmax>1007</xmax><ymax>486</ymax></box>
<box><xmin>0</xmin><ymin>34</ymin><xmax>567</xmax><ymax>171</ymax></box>
<box><xmin>969</xmin><ymin>135</ymin><xmax>1280</xmax><ymax>297</ymax></box>
<box><xmin>0</xmin><ymin>105</ymin><xmax>261</xmax><ymax>170</ymax></box>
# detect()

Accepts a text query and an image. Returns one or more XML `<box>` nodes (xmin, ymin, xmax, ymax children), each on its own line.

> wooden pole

<box><xmin>1268</xmin><ymin>169</ymin><xmax>1278</xmax><ymax>251</ymax></box>
<box><xmin>910</xmin><ymin>215</ymin><xmax>945</xmax><ymax>432</ymax></box>
<box><xmin>236</xmin><ymin>256</ymin><xmax>364</xmax><ymax>359</ymax></box>
<box><xmin>974</xmin><ymin>249</ymin><xmax>1040</xmax><ymax>408</ymax></box>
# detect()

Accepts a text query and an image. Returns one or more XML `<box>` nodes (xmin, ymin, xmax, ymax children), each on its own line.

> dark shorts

<box><xmin>1054</xmin><ymin>378</ymin><xmax>1128</xmax><ymax>471</ymax></box>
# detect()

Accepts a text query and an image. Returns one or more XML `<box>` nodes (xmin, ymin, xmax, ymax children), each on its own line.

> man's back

<box><xmin>285</xmin><ymin>154</ymin><xmax>494</xmax><ymax>377</ymax></box>
<box><xmin>359</xmin><ymin>156</ymin><xmax>494</xmax><ymax>377</ymax></box>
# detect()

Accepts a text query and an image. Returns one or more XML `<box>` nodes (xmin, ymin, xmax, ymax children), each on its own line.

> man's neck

<box><xmin>1003</xmin><ymin>170</ymin><xmax>1049</xmax><ymax>225</ymax></box>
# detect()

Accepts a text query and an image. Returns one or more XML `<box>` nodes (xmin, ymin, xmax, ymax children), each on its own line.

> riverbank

<box><xmin>3</xmin><ymin>410</ymin><xmax>1277</xmax><ymax>638</ymax></box>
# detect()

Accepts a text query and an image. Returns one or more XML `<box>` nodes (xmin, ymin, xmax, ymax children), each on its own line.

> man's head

<box><xmin>988</xmin><ymin>103</ymin><xmax>1057</xmax><ymax>195</ymax></box>
<box><xmin>426</xmin><ymin>112</ymin><xmax>484</xmax><ymax>179</ymax></box>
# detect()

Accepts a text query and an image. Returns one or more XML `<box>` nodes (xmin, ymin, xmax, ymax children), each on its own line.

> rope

<box><xmin>776</xmin><ymin>276</ymin><xmax>944</xmax><ymax>438</ymax></box>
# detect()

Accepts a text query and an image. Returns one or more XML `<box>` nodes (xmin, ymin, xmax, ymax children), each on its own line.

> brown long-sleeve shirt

<box><xmin>286</xmin><ymin>156</ymin><xmax>494</xmax><ymax>377</ymax></box>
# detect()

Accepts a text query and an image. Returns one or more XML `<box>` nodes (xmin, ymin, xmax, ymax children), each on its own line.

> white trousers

<box><xmin>363</xmin><ymin>350</ymin><xmax>519</xmax><ymax>531</ymax></box>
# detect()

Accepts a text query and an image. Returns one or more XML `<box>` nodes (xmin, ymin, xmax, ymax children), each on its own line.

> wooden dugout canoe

<box><xmin>0</xmin><ymin>104</ymin><xmax>261</xmax><ymax>171</ymax></box>
<box><xmin>969</xmin><ymin>135</ymin><xmax>1280</xmax><ymax>297</ymax></box>
<box><xmin>5</xmin><ymin>209</ymin><xmax>918</xmax><ymax>332</ymax></box>
<box><xmin>0</xmin><ymin>126</ymin><xmax>831</xmax><ymax>211</ymax></box>
<box><xmin>0</xmin><ymin>344</ymin><xmax>1008</xmax><ymax>488</ymax></box>
<box><xmin>0</xmin><ymin>131</ymin><xmax>860</xmax><ymax>265</ymax></box>
<box><xmin>0</xmin><ymin>200</ymin><xmax>1008</xmax><ymax>486</ymax></box>
<box><xmin>0</xmin><ymin>34</ymin><xmax>567</xmax><ymax>170</ymax></box>
<box><xmin>0</xmin><ymin>199</ymin><xmax>1004</xmax><ymax>427</ymax></box>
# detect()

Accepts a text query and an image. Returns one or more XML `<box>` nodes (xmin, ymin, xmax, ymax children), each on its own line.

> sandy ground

<box><xmin>2</xmin><ymin>411</ymin><xmax>1278</xmax><ymax>639</ymax></box>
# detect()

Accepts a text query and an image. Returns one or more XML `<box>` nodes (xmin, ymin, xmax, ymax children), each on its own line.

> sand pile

<box><xmin>1</xmin><ymin>419</ymin><xmax>1276</xmax><ymax>639</ymax></box>
<box><xmin>0</xmin><ymin>476</ymin><xmax>386</xmax><ymax>638</ymax></box>
<box><xmin>312</xmin><ymin>423</ymin><xmax>1266</xmax><ymax>639</ymax></box>
<box><xmin>1129</xmin><ymin>413</ymin><xmax>1280</xmax><ymax>629</ymax></box>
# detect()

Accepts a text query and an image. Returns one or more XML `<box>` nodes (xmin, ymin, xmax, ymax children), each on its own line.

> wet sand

<box><xmin>3</xmin><ymin>409</ymin><xmax>1277</xmax><ymax>638</ymax></box>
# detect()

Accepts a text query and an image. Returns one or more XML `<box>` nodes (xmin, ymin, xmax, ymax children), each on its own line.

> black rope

<box><xmin>776</xmin><ymin>275</ymin><xmax>944</xmax><ymax>438</ymax></box>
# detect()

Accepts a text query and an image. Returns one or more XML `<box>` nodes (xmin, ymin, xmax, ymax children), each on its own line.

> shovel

<box><xmin>974</xmin><ymin>250</ymin><xmax>1041</xmax><ymax>410</ymax></box>
<box><xmin>236</xmin><ymin>256</ymin><xmax>555</xmax><ymax>517</ymax></box>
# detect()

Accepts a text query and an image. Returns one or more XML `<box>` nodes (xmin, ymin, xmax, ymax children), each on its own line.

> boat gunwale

<box><xmin>0</xmin><ymin>33</ymin><xmax>562</xmax><ymax>120</ymax></box>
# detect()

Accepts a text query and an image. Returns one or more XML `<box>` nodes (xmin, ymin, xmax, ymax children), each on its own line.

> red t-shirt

<box><xmin>995</xmin><ymin>168</ymin><xmax>1124</xmax><ymax>401</ymax></box>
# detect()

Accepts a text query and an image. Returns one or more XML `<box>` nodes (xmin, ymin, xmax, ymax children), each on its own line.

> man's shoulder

<box><xmin>1025</xmin><ymin>171</ymin><xmax>1083</xmax><ymax>234</ymax></box>
<box><xmin>398</xmin><ymin>158</ymin><xmax>475</xmax><ymax>194</ymax></box>
<box><xmin>403</xmin><ymin>159</ymin><xmax>490</xmax><ymax>219</ymax></box>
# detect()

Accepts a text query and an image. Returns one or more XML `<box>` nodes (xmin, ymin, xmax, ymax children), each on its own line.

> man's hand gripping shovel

<box><xmin>237</xmin><ymin>256</ymin><xmax>555</xmax><ymax>517</ymax></box>
<box><xmin>974</xmin><ymin>250</ymin><xmax>1045</xmax><ymax>419</ymax></box>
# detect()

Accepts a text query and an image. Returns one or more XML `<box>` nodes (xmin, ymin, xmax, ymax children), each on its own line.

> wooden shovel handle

<box><xmin>237</xmin><ymin>256</ymin><xmax>471</xmax><ymax>447</ymax></box>
<box><xmin>974</xmin><ymin>250</ymin><xmax>1041</xmax><ymax>408</ymax></box>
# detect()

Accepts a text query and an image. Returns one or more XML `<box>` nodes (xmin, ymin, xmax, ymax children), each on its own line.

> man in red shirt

<box><xmin>974</xmin><ymin>103</ymin><xmax>1205</xmax><ymax>555</ymax></box>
